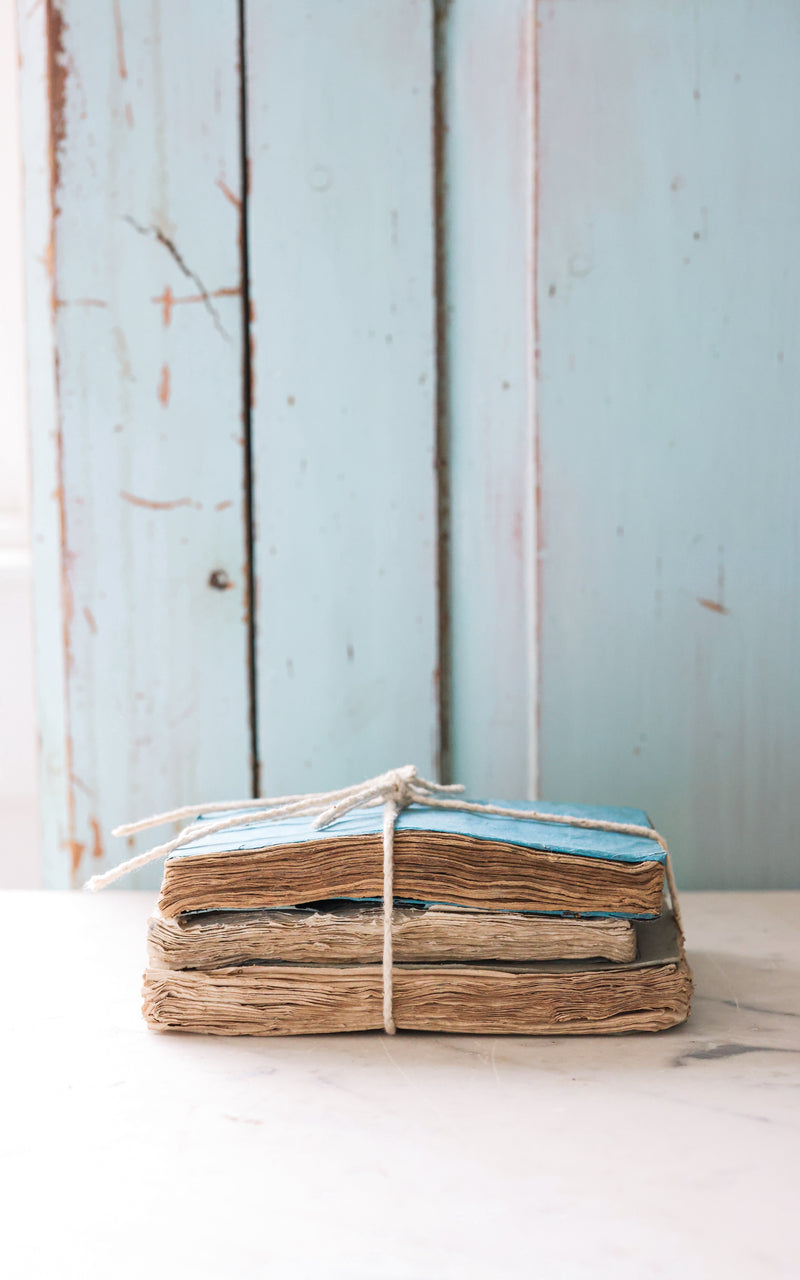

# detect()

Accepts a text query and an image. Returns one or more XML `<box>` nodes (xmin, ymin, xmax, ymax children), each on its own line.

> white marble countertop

<box><xmin>1</xmin><ymin>890</ymin><xmax>798</xmax><ymax>1279</ymax></box>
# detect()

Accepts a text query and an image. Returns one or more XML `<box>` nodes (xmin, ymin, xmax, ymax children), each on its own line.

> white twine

<box><xmin>85</xmin><ymin>764</ymin><xmax>681</xmax><ymax>1035</ymax></box>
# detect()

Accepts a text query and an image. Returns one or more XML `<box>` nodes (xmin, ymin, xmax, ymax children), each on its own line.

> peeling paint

<box><xmin>511</xmin><ymin>507</ymin><xmax>524</xmax><ymax>560</ymax></box>
<box><xmin>112</xmin><ymin>0</ymin><xmax>127</xmax><ymax>79</ymax></box>
<box><xmin>56</xmin><ymin>297</ymin><xmax>107</xmax><ymax>308</ymax></box>
<box><xmin>89</xmin><ymin>816</ymin><xmax>103</xmax><ymax>860</ymax></box>
<box><xmin>67</xmin><ymin>838</ymin><xmax>84</xmax><ymax>877</ymax></box>
<box><xmin>216</xmin><ymin>177</ymin><xmax>241</xmax><ymax>209</ymax></box>
<box><xmin>153</xmin><ymin>283</ymin><xmax>174</xmax><ymax>326</ymax></box>
<box><xmin>119</xmin><ymin>491</ymin><xmax>201</xmax><ymax>512</ymax></box>
<box><xmin>151</xmin><ymin>283</ymin><xmax>240</xmax><ymax>328</ymax></box>
<box><xmin>157</xmin><ymin>362</ymin><xmax>170</xmax><ymax>407</ymax></box>
<box><xmin>40</xmin><ymin>234</ymin><xmax>55</xmax><ymax>280</ymax></box>
<box><xmin>45</xmin><ymin>3</ymin><xmax>82</xmax><ymax>886</ymax></box>
<box><xmin>45</xmin><ymin>2</ymin><xmax>67</xmax><ymax>204</ymax></box>
<box><xmin>697</xmin><ymin>597</ymin><xmax>730</xmax><ymax>616</ymax></box>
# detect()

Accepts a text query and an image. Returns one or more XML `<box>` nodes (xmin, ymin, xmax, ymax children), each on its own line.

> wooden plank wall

<box><xmin>21</xmin><ymin>0</ymin><xmax>251</xmax><ymax>887</ymax></box>
<box><xmin>439</xmin><ymin>0</ymin><xmax>537</xmax><ymax>799</ymax></box>
<box><xmin>536</xmin><ymin>0</ymin><xmax>800</xmax><ymax>887</ymax></box>
<box><xmin>245</xmin><ymin>0</ymin><xmax>440</xmax><ymax>792</ymax></box>
<box><xmin>22</xmin><ymin>1</ymin><xmax>800</xmax><ymax>889</ymax></box>
<box><xmin>18</xmin><ymin>0</ymin><xmax>67</xmax><ymax>882</ymax></box>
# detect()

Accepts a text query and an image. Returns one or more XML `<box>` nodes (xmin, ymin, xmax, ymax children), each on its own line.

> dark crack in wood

<box><xmin>124</xmin><ymin>215</ymin><xmax>229</xmax><ymax>340</ymax></box>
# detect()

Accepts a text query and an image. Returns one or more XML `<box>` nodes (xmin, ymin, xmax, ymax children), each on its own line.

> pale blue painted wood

<box><xmin>24</xmin><ymin>1</ymin><xmax>251</xmax><ymax>886</ymax></box>
<box><xmin>24</xmin><ymin>0</ymin><xmax>794</xmax><ymax>896</ymax></box>
<box><xmin>442</xmin><ymin>0</ymin><xmax>537</xmax><ymax>798</ymax></box>
<box><xmin>246</xmin><ymin>0</ymin><xmax>439</xmax><ymax>791</ymax></box>
<box><xmin>17</xmin><ymin>0</ymin><xmax>71</xmax><ymax>877</ymax></box>
<box><xmin>537</xmin><ymin>0</ymin><xmax>800</xmax><ymax>887</ymax></box>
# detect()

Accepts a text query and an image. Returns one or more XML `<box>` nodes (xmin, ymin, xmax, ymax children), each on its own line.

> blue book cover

<box><xmin>160</xmin><ymin>800</ymin><xmax>666</xmax><ymax>920</ymax></box>
<box><xmin>172</xmin><ymin>799</ymin><xmax>664</xmax><ymax>868</ymax></box>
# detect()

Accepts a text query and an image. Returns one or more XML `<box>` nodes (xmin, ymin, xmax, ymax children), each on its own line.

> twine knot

<box><xmin>309</xmin><ymin>764</ymin><xmax>455</xmax><ymax>833</ymax></box>
<box><xmin>389</xmin><ymin>764</ymin><xmax>418</xmax><ymax>807</ymax></box>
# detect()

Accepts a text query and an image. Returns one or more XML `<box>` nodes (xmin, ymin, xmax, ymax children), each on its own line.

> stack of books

<box><xmin>141</xmin><ymin>799</ymin><xmax>692</xmax><ymax>1035</ymax></box>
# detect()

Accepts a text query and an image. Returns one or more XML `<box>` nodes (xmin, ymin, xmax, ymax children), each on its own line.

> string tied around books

<box><xmin>85</xmin><ymin>764</ymin><xmax>681</xmax><ymax>1036</ymax></box>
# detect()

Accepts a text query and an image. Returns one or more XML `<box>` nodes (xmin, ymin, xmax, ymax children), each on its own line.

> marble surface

<box><xmin>1</xmin><ymin>890</ymin><xmax>798</xmax><ymax>1279</ymax></box>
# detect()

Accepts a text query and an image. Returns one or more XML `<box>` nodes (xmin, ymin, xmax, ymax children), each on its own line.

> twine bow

<box><xmin>86</xmin><ymin>765</ymin><xmax>679</xmax><ymax>1034</ymax></box>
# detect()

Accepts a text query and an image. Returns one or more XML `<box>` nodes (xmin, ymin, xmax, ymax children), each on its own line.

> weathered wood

<box><xmin>536</xmin><ymin>0</ymin><xmax>800</xmax><ymax>887</ymax></box>
<box><xmin>440</xmin><ymin>0</ymin><xmax>538</xmax><ymax>798</ymax></box>
<box><xmin>21</xmin><ymin>1</ymin><xmax>251</xmax><ymax>886</ymax></box>
<box><xmin>22</xmin><ymin>0</ymin><xmax>797</xmax><ymax>897</ymax></box>
<box><xmin>18</xmin><ymin>0</ymin><xmax>68</xmax><ymax>882</ymax></box>
<box><xmin>245</xmin><ymin>0</ymin><xmax>439</xmax><ymax>791</ymax></box>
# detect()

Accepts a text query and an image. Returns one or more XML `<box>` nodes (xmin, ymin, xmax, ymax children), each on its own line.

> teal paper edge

<box><xmin>170</xmin><ymin>799</ymin><xmax>664</xmax><ymax>864</ymax></box>
<box><xmin>296</xmin><ymin>895</ymin><xmax>660</xmax><ymax>922</ymax></box>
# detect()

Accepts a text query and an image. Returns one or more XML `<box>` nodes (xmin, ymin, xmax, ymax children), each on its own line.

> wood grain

<box><xmin>245</xmin><ymin>0</ymin><xmax>440</xmax><ymax>793</ymax></box>
<box><xmin>22</xmin><ymin>0</ymin><xmax>251</xmax><ymax>886</ymax></box>
<box><xmin>536</xmin><ymin>0</ymin><xmax>800</xmax><ymax>887</ymax></box>
<box><xmin>439</xmin><ymin>0</ymin><xmax>538</xmax><ymax>798</ymax></box>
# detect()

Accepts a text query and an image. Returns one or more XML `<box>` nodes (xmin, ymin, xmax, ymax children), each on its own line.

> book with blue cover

<box><xmin>156</xmin><ymin>800</ymin><xmax>668</xmax><ymax>920</ymax></box>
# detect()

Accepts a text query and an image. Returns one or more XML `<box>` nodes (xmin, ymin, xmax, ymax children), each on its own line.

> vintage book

<box><xmin>147</xmin><ymin>902</ymin><xmax>638</xmax><ymax>968</ymax></box>
<box><xmin>157</xmin><ymin>802</ymin><xmax>667</xmax><ymax>919</ymax></box>
<box><xmin>143</xmin><ymin>909</ymin><xmax>691</xmax><ymax>1036</ymax></box>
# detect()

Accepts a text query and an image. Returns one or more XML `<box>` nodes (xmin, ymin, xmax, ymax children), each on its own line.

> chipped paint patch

<box><xmin>151</xmin><ymin>284</ymin><xmax>239</xmax><ymax>327</ymax></box>
<box><xmin>216</xmin><ymin>177</ymin><xmax>241</xmax><ymax>209</ymax></box>
<box><xmin>89</xmin><ymin>816</ymin><xmax>103</xmax><ymax>860</ymax></box>
<box><xmin>56</xmin><ymin>297</ymin><xmax>107</xmax><ymax>308</ymax></box>
<box><xmin>157</xmin><ymin>362</ymin><xmax>170</xmax><ymax>407</ymax></box>
<box><xmin>119</xmin><ymin>491</ymin><xmax>201</xmax><ymax>512</ymax></box>
<box><xmin>112</xmin><ymin>0</ymin><xmax>127</xmax><ymax>79</ymax></box>
<box><xmin>45</xmin><ymin>1</ymin><xmax>68</xmax><ymax>200</ymax></box>
<box><xmin>68</xmin><ymin>838</ymin><xmax>85</xmax><ymax>877</ymax></box>
<box><xmin>697</xmin><ymin>597</ymin><xmax>730</xmax><ymax>616</ymax></box>
<box><xmin>153</xmin><ymin>284</ymin><xmax>174</xmax><ymax>326</ymax></box>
